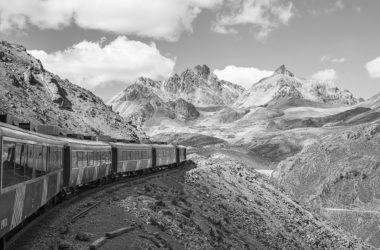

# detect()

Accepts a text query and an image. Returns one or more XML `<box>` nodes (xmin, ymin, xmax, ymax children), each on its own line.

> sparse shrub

<box><xmin>254</xmin><ymin>198</ymin><xmax>263</xmax><ymax>206</ymax></box>
<box><xmin>181</xmin><ymin>209</ymin><xmax>192</xmax><ymax>218</ymax></box>
<box><xmin>161</xmin><ymin>209</ymin><xmax>173</xmax><ymax>216</ymax></box>
<box><xmin>171</xmin><ymin>198</ymin><xmax>179</xmax><ymax>206</ymax></box>
<box><xmin>150</xmin><ymin>199</ymin><xmax>166</xmax><ymax>211</ymax></box>
<box><xmin>144</xmin><ymin>185</ymin><xmax>152</xmax><ymax>193</ymax></box>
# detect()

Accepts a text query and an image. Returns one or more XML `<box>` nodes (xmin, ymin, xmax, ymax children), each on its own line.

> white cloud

<box><xmin>309</xmin><ymin>0</ymin><xmax>344</xmax><ymax>16</ymax></box>
<box><xmin>366</xmin><ymin>57</ymin><xmax>380</xmax><ymax>78</ymax></box>
<box><xmin>311</xmin><ymin>69</ymin><xmax>338</xmax><ymax>81</ymax></box>
<box><xmin>28</xmin><ymin>36</ymin><xmax>176</xmax><ymax>89</ymax></box>
<box><xmin>0</xmin><ymin>0</ymin><xmax>222</xmax><ymax>41</ymax></box>
<box><xmin>212</xmin><ymin>0</ymin><xmax>294</xmax><ymax>39</ymax></box>
<box><xmin>214</xmin><ymin>65</ymin><xmax>273</xmax><ymax>89</ymax></box>
<box><xmin>320</xmin><ymin>55</ymin><xmax>346</xmax><ymax>63</ymax></box>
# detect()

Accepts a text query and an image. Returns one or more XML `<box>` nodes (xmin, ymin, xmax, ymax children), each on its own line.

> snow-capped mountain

<box><xmin>108</xmin><ymin>65</ymin><xmax>244</xmax><ymax>125</ymax></box>
<box><xmin>235</xmin><ymin>65</ymin><xmax>358</xmax><ymax>108</ymax></box>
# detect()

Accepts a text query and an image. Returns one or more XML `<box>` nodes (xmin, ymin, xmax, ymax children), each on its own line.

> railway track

<box><xmin>5</xmin><ymin>162</ymin><xmax>188</xmax><ymax>250</ymax></box>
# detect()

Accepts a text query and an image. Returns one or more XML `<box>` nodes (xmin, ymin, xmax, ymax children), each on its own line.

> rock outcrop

<box><xmin>0</xmin><ymin>41</ymin><xmax>144</xmax><ymax>140</ymax></box>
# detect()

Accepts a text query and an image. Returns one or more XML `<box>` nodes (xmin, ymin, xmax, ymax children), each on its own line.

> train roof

<box><xmin>108</xmin><ymin>142</ymin><xmax>153</xmax><ymax>150</ymax></box>
<box><xmin>0</xmin><ymin>122</ymin><xmax>65</xmax><ymax>146</ymax></box>
<box><xmin>152</xmin><ymin>144</ymin><xmax>176</xmax><ymax>149</ymax></box>
<box><xmin>60</xmin><ymin>136</ymin><xmax>111</xmax><ymax>150</ymax></box>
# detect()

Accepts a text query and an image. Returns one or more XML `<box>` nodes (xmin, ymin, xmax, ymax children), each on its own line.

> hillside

<box><xmin>0</xmin><ymin>41</ymin><xmax>144</xmax><ymax>140</ymax></box>
<box><xmin>273</xmin><ymin>121</ymin><xmax>380</xmax><ymax>247</ymax></box>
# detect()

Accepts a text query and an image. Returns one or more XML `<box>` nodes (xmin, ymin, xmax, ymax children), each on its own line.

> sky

<box><xmin>0</xmin><ymin>0</ymin><xmax>379</xmax><ymax>101</ymax></box>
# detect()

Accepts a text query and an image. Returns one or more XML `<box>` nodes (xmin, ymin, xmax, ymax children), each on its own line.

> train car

<box><xmin>0</xmin><ymin>123</ymin><xmax>64</xmax><ymax>242</ymax></box>
<box><xmin>176</xmin><ymin>145</ymin><xmax>187</xmax><ymax>165</ymax></box>
<box><xmin>62</xmin><ymin>138</ymin><xmax>112</xmax><ymax>188</ymax></box>
<box><xmin>153</xmin><ymin>144</ymin><xmax>177</xmax><ymax>167</ymax></box>
<box><xmin>110</xmin><ymin>143</ymin><xmax>153</xmax><ymax>174</ymax></box>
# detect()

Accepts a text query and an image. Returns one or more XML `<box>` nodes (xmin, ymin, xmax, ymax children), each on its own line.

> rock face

<box><xmin>273</xmin><ymin>121</ymin><xmax>380</xmax><ymax>247</ymax></box>
<box><xmin>235</xmin><ymin>65</ymin><xmax>358</xmax><ymax>108</ymax></box>
<box><xmin>170</xmin><ymin>98</ymin><xmax>200</xmax><ymax>121</ymax></box>
<box><xmin>274</xmin><ymin>64</ymin><xmax>294</xmax><ymax>77</ymax></box>
<box><xmin>108</xmin><ymin>78</ymin><xmax>201</xmax><ymax>126</ymax></box>
<box><xmin>108</xmin><ymin>65</ymin><xmax>244</xmax><ymax>126</ymax></box>
<box><xmin>0</xmin><ymin>41</ymin><xmax>144</xmax><ymax>140</ymax></box>
<box><xmin>162</xmin><ymin>65</ymin><xmax>244</xmax><ymax>106</ymax></box>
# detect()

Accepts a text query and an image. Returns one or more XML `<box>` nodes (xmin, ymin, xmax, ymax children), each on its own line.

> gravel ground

<box><xmin>10</xmin><ymin>154</ymin><xmax>371</xmax><ymax>250</ymax></box>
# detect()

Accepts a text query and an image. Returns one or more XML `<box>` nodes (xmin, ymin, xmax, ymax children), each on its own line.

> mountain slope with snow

<box><xmin>235</xmin><ymin>65</ymin><xmax>358</xmax><ymax>109</ymax></box>
<box><xmin>108</xmin><ymin>65</ymin><xmax>244</xmax><ymax>126</ymax></box>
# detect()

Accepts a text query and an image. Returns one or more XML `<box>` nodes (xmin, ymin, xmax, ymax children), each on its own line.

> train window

<box><xmin>107</xmin><ymin>151</ymin><xmax>111</xmax><ymax>164</ymax></box>
<box><xmin>46</xmin><ymin>146</ymin><xmax>51</xmax><ymax>173</ymax></box>
<box><xmin>14</xmin><ymin>143</ymin><xmax>25</xmax><ymax>180</ymax></box>
<box><xmin>93</xmin><ymin>151</ymin><xmax>98</xmax><ymax>166</ymax></box>
<box><xmin>72</xmin><ymin>150</ymin><xmax>77</xmax><ymax>168</ymax></box>
<box><xmin>82</xmin><ymin>151</ymin><xmax>88</xmax><ymax>167</ymax></box>
<box><xmin>21</xmin><ymin>144</ymin><xmax>33</xmax><ymax>179</ymax></box>
<box><xmin>88</xmin><ymin>152</ymin><xmax>94</xmax><ymax>166</ymax></box>
<box><xmin>2</xmin><ymin>141</ymin><xmax>17</xmax><ymax>188</ymax></box>
<box><xmin>100</xmin><ymin>151</ymin><xmax>105</xmax><ymax>164</ymax></box>
<box><xmin>20</xmin><ymin>143</ymin><xmax>32</xmax><ymax>179</ymax></box>
<box><xmin>42</xmin><ymin>146</ymin><xmax>47</xmax><ymax>173</ymax></box>
<box><xmin>34</xmin><ymin>146</ymin><xmax>43</xmax><ymax>177</ymax></box>
<box><xmin>59</xmin><ymin>149</ymin><xmax>62</xmax><ymax>169</ymax></box>
<box><xmin>28</xmin><ymin>145</ymin><xmax>35</xmax><ymax>176</ymax></box>
<box><xmin>52</xmin><ymin>148</ymin><xmax>58</xmax><ymax>171</ymax></box>
<box><xmin>77</xmin><ymin>151</ymin><xmax>83</xmax><ymax>168</ymax></box>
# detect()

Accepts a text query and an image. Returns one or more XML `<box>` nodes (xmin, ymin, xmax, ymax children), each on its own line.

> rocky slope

<box><xmin>0</xmin><ymin>41</ymin><xmax>144</xmax><ymax>140</ymax></box>
<box><xmin>108</xmin><ymin>77</ymin><xmax>200</xmax><ymax>126</ymax></box>
<box><xmin>235</xmin><ymin>65</ymin><xmax>358</xmax><ymax>109</ymax></box>
<box><xmin>273</xmin><ymin>121</ymin><xmax>380</xmax><ymax>247</ymax></box>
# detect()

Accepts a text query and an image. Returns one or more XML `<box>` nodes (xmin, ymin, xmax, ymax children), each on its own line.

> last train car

<box><xmin>0</xmin><ymin>122</ymin><xmax>64</xmax><ymax>243</ymax></box>
<box><xmin>176</xmin><ymin>145</ymin><xmax>187</xmax><ymax>164</ymax></box>
<box><xmin>154</xmin><ymin>144</ymin><xmax>177</xmax><ymax>167</ymax></box>
<box><xmin>62</xmin><ymin>138</ymin><xmax>112</xmax><ymax>188</ymax></box>
<box><xmin>110</xmin><ymin>143</ymin><xmax>153</xmax><ymax>174</ymax></box>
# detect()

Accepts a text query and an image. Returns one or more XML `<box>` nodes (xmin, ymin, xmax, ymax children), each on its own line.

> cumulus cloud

<box><xmin>366</xmin><ymin>57</ymin><xmax>380</xmax><ymax>78</ymax></box>
<box><xmin>212</xmin><ymin>0</ymin><xmax>294</xmax><ymax>39</ymax></box>
<box><xmin>28</xmin><ymin>36</ymin><xmax>175</xmax><ymax>89</ymax></box>
<box><xmin>214</xmin><ymin>65</ymin><xmax>273</xmax><ymax>89</ymax></box>
<box><xmin>0</xmin><ymin>0</ymin><xmax>222</xmax><ymax>41</ymax></box>
<box><xmin>320</xmin><ymin>55</ymin><xmax>346</xmax><ymax>63</ymax></box>
<box><xmin>311</xmin><ymin>69</ymin><xmax>338</xmax><ymax>81</ymax></box>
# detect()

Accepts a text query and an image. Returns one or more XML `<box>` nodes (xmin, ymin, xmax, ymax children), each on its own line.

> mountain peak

<box><xmin>274</xmin><ymin>64</ymin><xmax>294</xmax><ymax>77</ymax></box>
<box><xmin>193</xmin><ymin>64</ymin><xmax>210</xmax><ymax>80</ymax></box>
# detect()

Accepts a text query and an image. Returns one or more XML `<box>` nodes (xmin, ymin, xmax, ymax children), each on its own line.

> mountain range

<box><xmin>108</xmin><ymin>63</ymin><xmax>362</xmax><ymax>135</ymax></box>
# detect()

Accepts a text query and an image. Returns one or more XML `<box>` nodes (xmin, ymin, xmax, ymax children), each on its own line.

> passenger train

<box><xmin>0</xmin><ymin>120</ymin><xmax>186</xmax><ymax>249</ymax></box>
